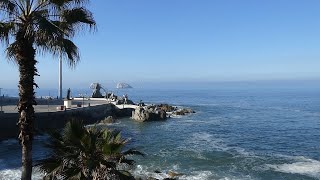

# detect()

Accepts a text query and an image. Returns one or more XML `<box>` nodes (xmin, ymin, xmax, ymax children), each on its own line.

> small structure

<box><xmin>66</xmin><ymin>88</ymin><xmax>72</xmax><ymax>100</ymax></box>
<box><xmin>90</xmin><ymin>83</ymin><xmax>105</xmax><ymax>98</ymax></box>
<box><xmin>64</xmin><ymin>88</ymin><xmax>72</xmax><ymax>109</ymax></box>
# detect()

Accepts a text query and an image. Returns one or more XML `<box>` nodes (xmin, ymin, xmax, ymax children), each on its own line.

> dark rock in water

<box><xmin>132</xmin><ymin>107</ymin><xmax>167</xmax><ymax>122</ymax></box>
<box><xmin>158</xmin><ymin>104</ymin><xmax>177</xmax><ymax>112</ymax></box>
<box><xmin>100</xmin><ymin>116</ymin><xmax>115</xmax><ymax>124</ymax></box>
<box><xmin>173</xmin><ymin>108</ymin><xmax>195</xmax><ymax>115</ymax></box>
<box><xmin>154</xmin><ymin>170</ymin><xmax>162</xmax><ymax>173</ymax></box>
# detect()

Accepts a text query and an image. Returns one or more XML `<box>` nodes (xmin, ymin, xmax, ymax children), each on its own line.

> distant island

<box><xmin>116</xmin><ymin>82</ymin><xmax>133</xmax><ymax>89</ymax></box>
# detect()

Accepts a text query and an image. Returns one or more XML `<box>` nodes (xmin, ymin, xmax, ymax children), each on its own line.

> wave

<box><xmin>0</xmin><ymin>168</ymin><xmax>43</xmax><ymax>180</ymax></box>
<box><xmin>266</xmin><ymin>157</ymin><xmax>320</xmax><ymax>179</ymax></box>
<box><xmin>131</xmin><ymin>164</ymin><xmax>215</xmax><ymax>180</ymax></box>
<box><xmin>178</xmin><ymin>132</ymin><xmax>250</xmax><ymax>156</ymax></box>
<box><xmin>179</xmin><ymin>171</ymin><xmax>213</xmax><ymax>180</ymax></box>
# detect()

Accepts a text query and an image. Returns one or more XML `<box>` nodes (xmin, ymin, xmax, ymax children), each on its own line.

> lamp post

<box><xmin>58</xmin><ymin>53</ymin><xmax>62</xmax><ymax>99</ymax></box>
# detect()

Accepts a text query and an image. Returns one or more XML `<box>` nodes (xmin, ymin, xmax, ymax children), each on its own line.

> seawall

<box><xmin>0</xmin><ymin>103</ymin><xmax>133</xmax><ymax>141</ymax></box>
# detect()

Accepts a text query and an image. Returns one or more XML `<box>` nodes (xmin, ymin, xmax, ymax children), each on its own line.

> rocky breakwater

<box><xmin>131</xmin><ymin>106</ymin><xmax>167</xmax><ymax>122</ymax></box>
<box><xmin>131</xmin><ymin>104</ymin><xmax>195</xmax><ymax>122</ymax></box>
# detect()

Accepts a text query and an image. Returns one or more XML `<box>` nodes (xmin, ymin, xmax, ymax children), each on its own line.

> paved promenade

<box><xmin>0</xmin><ymin>97</ymin><xmax>138</xmax><ymax>114</ymax></box>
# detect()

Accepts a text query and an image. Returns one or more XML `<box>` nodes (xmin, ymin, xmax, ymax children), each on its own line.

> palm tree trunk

<box><xmin>16</xmin><ymin>31</ymin><xmax>37</xmax><ymax>180</ymax></box>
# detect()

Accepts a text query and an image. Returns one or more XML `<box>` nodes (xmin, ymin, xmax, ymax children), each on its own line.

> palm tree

<box><xmin>0</xmin><ymin>0</ymin><xmax>95</xmax><ymax>179</ymax></box>
<box><xmin>36</xmin><ymin>120</ymin><xmax>143</xmax><ymax>180</ymax></box>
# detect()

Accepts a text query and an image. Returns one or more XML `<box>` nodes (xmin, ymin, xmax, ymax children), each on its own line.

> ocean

<box><xmin>0</xmin><ymin>83</ymin><xmax>320</xmax><ymax>179</ymax></box>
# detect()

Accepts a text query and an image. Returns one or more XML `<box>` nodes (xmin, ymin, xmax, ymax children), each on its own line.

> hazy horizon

<box><xmin>1</xmin><ymin>0</ymin><xmax>320</xmax><ymax>89</ymax></box>
<box><xmin>1</xmin><ymin>78</ymin><xmax>320</xmax><ymax>91</ymax></box>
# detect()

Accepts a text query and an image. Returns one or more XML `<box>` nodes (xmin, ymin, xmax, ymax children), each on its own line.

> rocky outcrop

<box><xmin>158</xmin><ymin>104</ymin><xmax>177</xmax><ymax>112</ymax></box>
<box><xmin>100</xmin><ymin>116</ymin><xmax>115</xmax><ymax>124</ymax></box>
<box><xmin>172</xmin><ymin>108</ymin><xmax>195</xmax><ymax>115</ymax></box>
<box><xmin>131</xmin><ymin>106</ymin><xmax>167</xmax><ymax>122</ymax></box>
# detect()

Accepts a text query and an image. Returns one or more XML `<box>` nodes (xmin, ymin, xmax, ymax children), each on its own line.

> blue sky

<box><xmin>1</xmin><ymin>0</ymin><xmax>320</xmax><ymax>88</ymax></box>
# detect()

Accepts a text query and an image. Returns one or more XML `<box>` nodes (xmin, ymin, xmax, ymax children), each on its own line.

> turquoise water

<box><xmin>1</xmin><ymin>86</ymin><xmax>320</xmax><ymax>179</ymax></box>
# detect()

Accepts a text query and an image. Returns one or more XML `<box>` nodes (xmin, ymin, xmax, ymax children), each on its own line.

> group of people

<box><xmin>107</xmin><ymin>92</ymin><xmax>128</xmax><ymax>104</ymax></box>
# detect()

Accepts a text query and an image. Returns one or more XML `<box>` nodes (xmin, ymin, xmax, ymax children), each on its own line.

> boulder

<box><xmin>173</xmin><ymin>108</ymin><xmax>195</xmax><ymax>115</ymax></box>
<box><xmin>100</xmin><ymin>116</ymin><xmax>115</xmax><ymax>124</ymax></box>
<box><xmin>158</xmin><ymin>104</ymin><xmax>177</xmax><ymax>112</ymax></box>
<box><xmin>131</xmin><ymin>107</ymin><xmax>167</xmax><ymax>122</ymax></box>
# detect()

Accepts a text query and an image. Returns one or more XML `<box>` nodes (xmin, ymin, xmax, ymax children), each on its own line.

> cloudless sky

<box><xmin>1</xmin><ymin>0</ymin><xmax>320</xmax><ymax>88</ymax></box>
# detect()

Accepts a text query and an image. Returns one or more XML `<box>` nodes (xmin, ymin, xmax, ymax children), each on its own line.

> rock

<box><xmin>158</xmin><ymin>104</ymin><xmax>177</xmax><ymax>112</ymax></box>
<box><xmin>173</xmin><ymin>110</ymin><xmax>184</xmax><ymax>115</ymax></box>
<box><xmin>168</xmin><ymin>171</ymin><xmax>183</xmax><ymax>178</ymax></box>
<box><xmin>173</xmin><ymin>108</ymin><xmax>195</xmax><ymax>115</ymax></box>
<box><xmin>131</xmin><ymin>107</ymin><xmax>167</xmax><ymax>122</ymax></box>
<box><xmin>100</xmin><ymin>116</ymin><xmax>115</xmax><ymax>124</ymax></box>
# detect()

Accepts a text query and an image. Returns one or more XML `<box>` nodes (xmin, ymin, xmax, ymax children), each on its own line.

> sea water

<box><xmin>0</xmin><ymin>83</ymin><xmax>320</xmax><ymax>179</ymax></box>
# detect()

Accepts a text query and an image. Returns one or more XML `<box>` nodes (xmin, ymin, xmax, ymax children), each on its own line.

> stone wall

<box><xmin>0</xmin><ymin>104</ymin><xmax>115</xmax><ymax>140</ymax></box>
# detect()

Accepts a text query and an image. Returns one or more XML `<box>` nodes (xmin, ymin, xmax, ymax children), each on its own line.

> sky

<box><xmin>1</xmin><ymin>0</ymin><xmax>320</xmax><ymax>88</ymax></box>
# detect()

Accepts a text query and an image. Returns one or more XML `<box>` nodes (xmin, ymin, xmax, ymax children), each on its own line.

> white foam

<box><xmin>131</xmin><ymin>165</ymin><xmax>216</xmax><ymax>180</ymax></box>
<box><xmin>178</xmin><ymin>132</ymin><xmax>229</xmax><ymax>153</ymax></box>
<box><xmin>131</xmin><ymin>165</ymin><xmax>170</xmax><ymax>179</ymax></box>
<box><xmin>0</xmin><ymin>168</ymin><xmax>44</xmax><ymax>180</ymax></box>
<box><xmin>267</xmin><ymin>158</ymin><xmax>320</xmax><ymax>179</ymax></box>
<box><xmin>179</xmin><ymin>171</ymin><xmax>213</xmax><ymax>180</ymax></box>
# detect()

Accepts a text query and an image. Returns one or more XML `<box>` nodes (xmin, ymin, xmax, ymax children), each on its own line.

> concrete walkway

<box><xmin>115</xmin><ymin>104</ymin><xmax>139</xmax><ymax>109</ymax></box>
<box><xmin>0</xmin><ymin>97</ymin><xmax>139</xmax><ymax>114</ymax></box>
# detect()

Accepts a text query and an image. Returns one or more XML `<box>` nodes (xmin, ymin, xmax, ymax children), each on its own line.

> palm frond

<box><xmin>123</xmin><ymin>148</ymin><xmax>145</xmax><ymax>157</ymax></box>
<box><xmin>59</xmin><ymin>38</ymin><xmax>79</xmax><ymax>67</ymax></box>
<box><xmin>48</xmin><ymin>0</ymin><xmax>88</xmax><ymax>7</ymax></box>
<box><xmin>62</xmin><ymin>119</ymin><xmax>85</xmax><ymax>144</ymax></box>
<box><xmin>0</xmin><ymin>0</ymin><xmax>17</xmax><ymax>15</ymax></box>
<box><xmin>0</xmin><ymin>22</ymin><xmax>14</xmax><ymax>44</ymax></box>
<box><xmin>5</xmin><ymin>41</ymin><xmax>19</xmax><ymax>62</ymax></box>
<box><xmin>61</xmin><ymin>7</ymin><xmax>95</xmax><ymax>31</ymax></box>
<box><xmin>36</xmin><ymin>157</ymin><xmax>63</xmax><ymax>176</ymax></box>
<box><xmin>37</xmin><ymin>119</ymin><xmax>143</xmax><ymax>179</ymax></box>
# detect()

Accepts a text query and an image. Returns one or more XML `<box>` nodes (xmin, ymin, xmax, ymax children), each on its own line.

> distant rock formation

<box><xmin>116</xmin><ymin>83</ymin><xmax>133</xmax><ymax>89</ymax></box>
